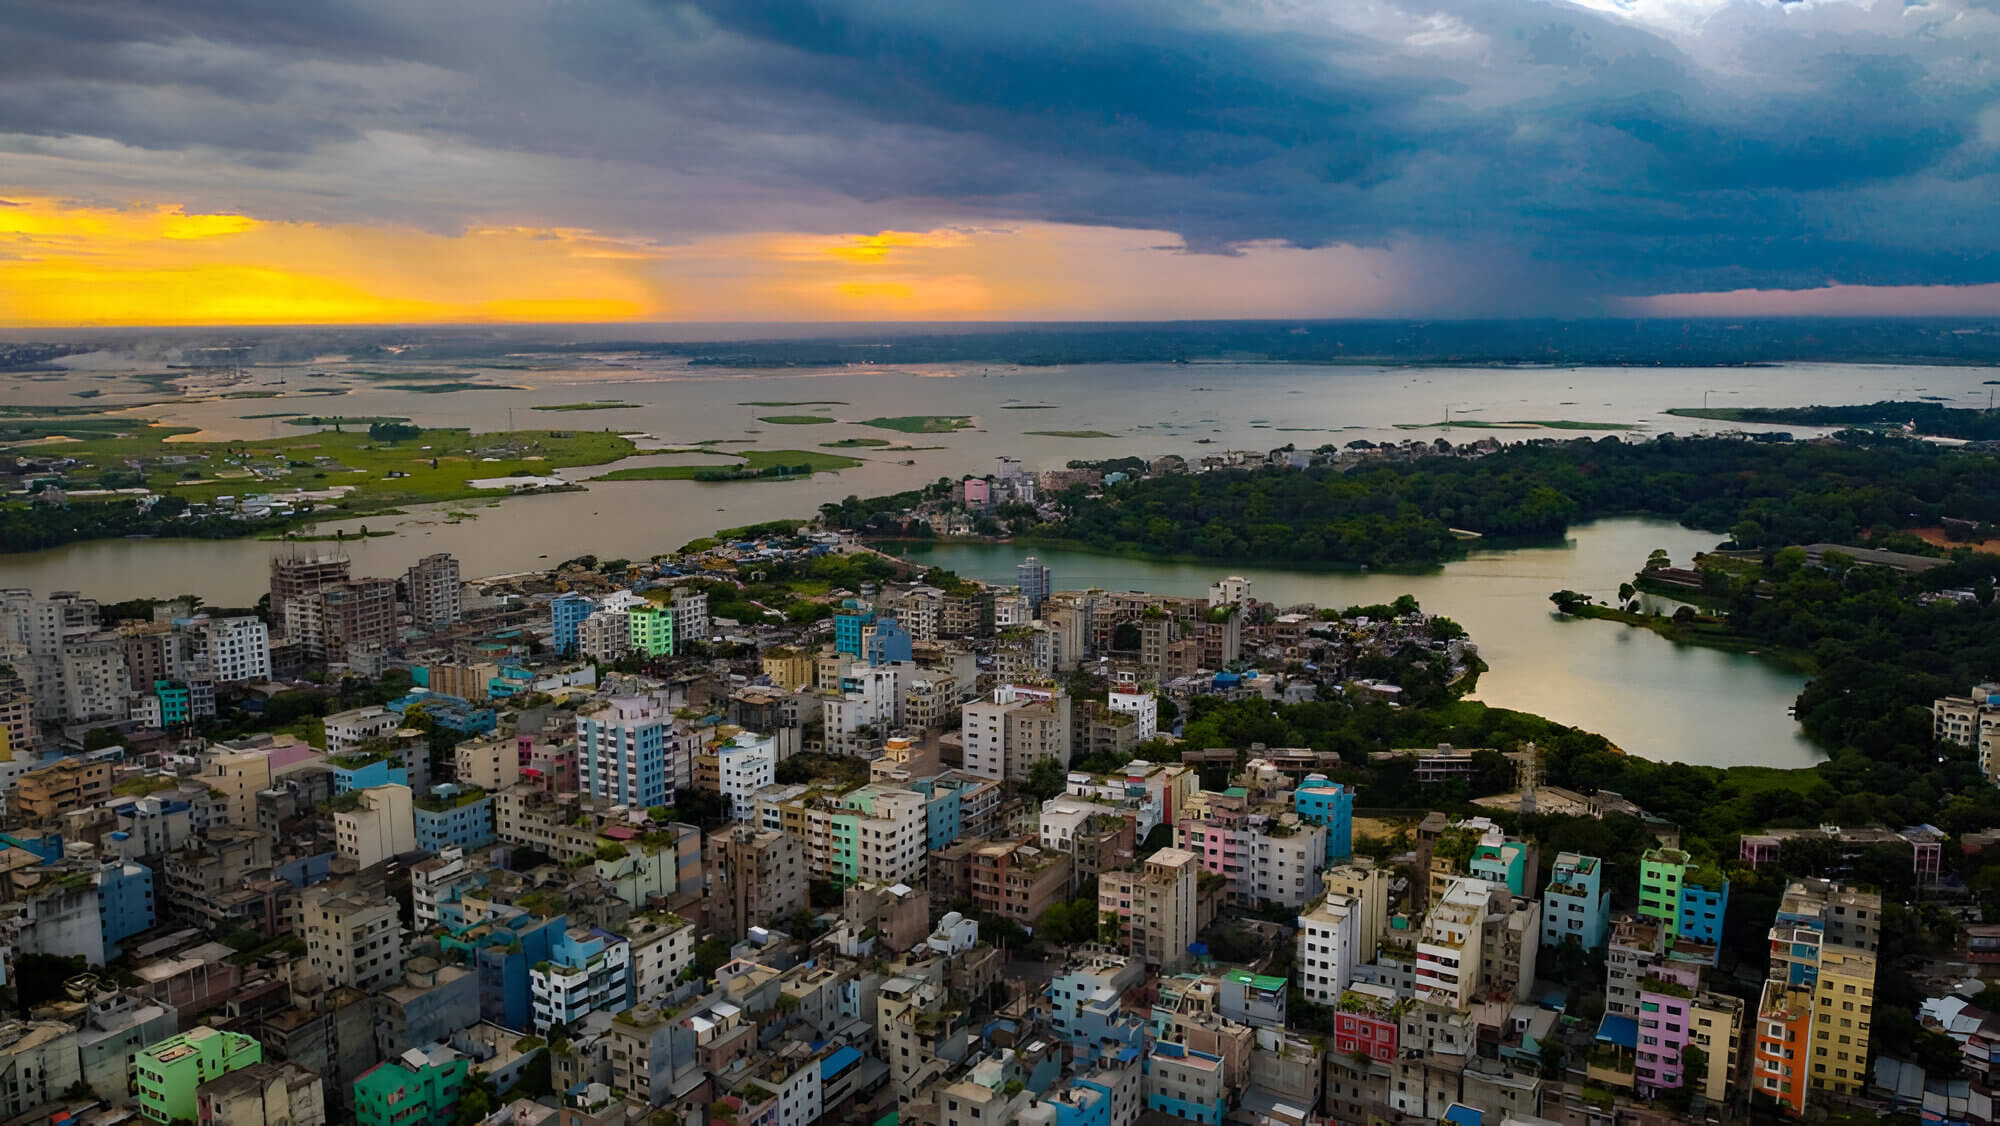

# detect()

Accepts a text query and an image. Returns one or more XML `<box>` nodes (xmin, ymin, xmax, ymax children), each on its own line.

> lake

<box><xmin>7</xmin><ymin>357</ymin><xmax>1937</xmax><ymax>769</ymax></box>
<box><xmin>890</xmin><ymin>519</ymin><xmax>1819</xmax><ymax>771</ymax></box>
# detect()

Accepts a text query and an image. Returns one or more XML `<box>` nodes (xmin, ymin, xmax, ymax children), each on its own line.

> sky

<box><xmin>4</xmin><ymin>0</ymin><xmax>2000</xmax><ymax>326</ymax></box>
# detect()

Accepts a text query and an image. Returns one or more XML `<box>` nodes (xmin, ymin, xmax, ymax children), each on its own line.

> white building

<box><xmin>412</xmin><ymin>847</ymin><xmax>473</xmax><ymax>929</ymax></box>
<box><xmin>1039</xmin><ymin>796</ymin><xmax>1126</xmax><ymax>853</ymax></box>
<box><xmin>960</xmin><ymin>683</ymin><xmax>1070</xmax><ymax>782</ymax></box>
<box><xmin>1208</xmin><ymin>576</ymin><xmax>1252</xmax><ymax>607</ymax></box>
<box><xmin>333</xmin><ymin>784</ymin><xmax>416</xmax><ymax>869</ymax></box>
<box><xmin>669</xmin><ymin>587</ymin><xmax>709</xmax><ymax>650</ymax></box>
<box><xmin>577</xmin><ymin>609</ymin><xmax>632</xmax><ymax>662</ymax></box>
<box><xmin>715</xmin><ymin>732</ymin><xmax>778</xmax><ymax>821</ymax></box>
<box><xmin>853</xmin><ymin>787</ymin><xmax>928</xmax><ymax>885</ymax></box>
<box><xmin>1107</xmin><ymin>687</ymin><xmax>1158</xmax><ymax>742</ymax></box>
<box><xmin>199</xmin><ymin>616</ymin><xmax>271</xmax><ymax>683</ymax></box>
<box><xmin>1415</xmin><ymin>877</ymin><xmax>1493</xmax><ymax>1012</ymax></box>
<box><xmin>1296</xmin><ymin>893</ymin><xmax>1362</xmax><ymax>1004</ymax></box>
<box><xmin>627</xmin><ymin>912</ymin><xmax>697</xmax><ymax>1006</ymax></box>
<box><xmin>323</xmin><ymin>706</ymin><xmax>402</xmax><ymax>754</ymax></box>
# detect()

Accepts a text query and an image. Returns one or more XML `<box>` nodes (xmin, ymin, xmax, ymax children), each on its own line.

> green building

<box><xmin>354</xmin><ymin>1044</ymin><xmax>469</xmax><ymax>1126</ymax></box>
<box><xmin>1638</xmin><ymin>847</ymin><xmax>1690</xmax><ymax>941</ymax></box>
<box><xmin>628</xmin><ymin>606</ymin><xmax>675</xmax><ymax>658</ymax></box>
<box><xmin>136</xmin><ymin>1027</ymin><xmax>262</xmax><ymax>1123</ymax></box>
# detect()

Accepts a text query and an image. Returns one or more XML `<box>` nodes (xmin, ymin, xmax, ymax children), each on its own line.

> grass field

<box><xmin>861</xmin><ymin>415</ymin><xmax>974</xmax><ymax>433</ymax></box>
<box><xmin>1</xmin><ymin>420</ymin><xmax>637</xmax><ymax>519</ymax></box>
<box><xmin>757</xmin><ymin>414</ymin><xmax>842</xmax><ymax>425</ymax></box>
<box><xmin>381</xmin><ymin>382</ymin><xmax>521</xmax><ymax>394</ymax></box>
<box><xmin>533</xmin><ymin>401</ymin><xmax>641</xmax><ymax>412</ymax></box>
<box><xmin>283</xmin><ymin>415</ymin><xmax>410</xmax><ymax>427</ymax></box>
<box><xmin>592</xmin><ymin>448</ymin><xmax>862</xmax><ymax>481</ymax></box>
<box><xmin>1395</xmin><ymin>419</ymin><xmax>1642</xmax><ymax>431</ymax></box>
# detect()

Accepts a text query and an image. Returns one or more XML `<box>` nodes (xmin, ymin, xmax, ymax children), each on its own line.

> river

<box><xmin>8</xmin><ymin>357</ymin><xmax>1930</xmax><ymax>768</ymax></box>
<box><xmin>889</xmin><ymin>520</ymin><xmax>1818</xmax><ymax>771</ymax></box>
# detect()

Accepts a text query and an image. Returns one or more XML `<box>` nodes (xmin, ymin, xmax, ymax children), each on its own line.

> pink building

<box><xmin>962</xmin><ymin>478</ymin><xmax>991</xmax><ymax>508</ymax></box>
<box><xmin>1635</xmin><ymin>961</ymin><xmax>1700</xmax><ymax>1096</ymax></box>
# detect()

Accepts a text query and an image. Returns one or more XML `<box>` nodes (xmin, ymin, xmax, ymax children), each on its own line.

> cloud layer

<box><xmin>4</xmin><ymin>0</ymin><xmax>2000</xmax><ymax>317</ymax></box>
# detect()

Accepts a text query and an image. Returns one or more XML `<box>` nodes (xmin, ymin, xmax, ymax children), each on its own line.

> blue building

<box><xmin>833</xmin><ymin>606</ymin><xmax>876</xmax><ymax>657</ymax></box>
<box><xmin>96</xmin><ymin>860</ymin><xmax>154</xmax><ymax>962</ymax></box>
<box><xmin>1144</xmin><ymin>1042</ymin><xmax>1225</xmax><ymax>1125</ymax></box>
<box><xmin>1292</xmin><ymin>775</ymin><xmax>1353</xmax><ymax>862</ymax></box>
<box><xmin>330</xmin><ymin>754</ymin><xmax>409</xmax><ymax>794</ymax></box>
<box><xmin>865</xmin><ymin>617</ymin><xmax>913</xmax><ymax>666</ymax></box>
<box><xmin>904</xmin><ymin>778</ymin><xmax>964</xmax><ymax>851</ymax></box>
<box><xmin>1677</xmin><ymin>875</ymin><xmax>1730</xmax><ymax>961</ymax></box>
<box><xmin>578</xmin><ymin>697</ymin><xmax>673</xmax><ymax>809</ymax></box>
<box><xmin>550</xmin><ymin>593</ymin><xmax>595</xmax><ymax>655</ymax></box>
<box><xmin>1017</xmin><ymin>556</ymin><xmax>1051</xmax><ymax>614</ymax></box>
<box><xmin>388</xmin><ymin>691</ymin><xmax>496</xmax><ymax>739</ymax></box>
<box><xmin>1542</xmin><ymin>852</ymin><xmax>1611</xmax><ymax>952</ymax></box>
<box><xmin>415</xmin><ymin>787</ymin><xmax>496</xmax><ymax>852</ymax></box>
<box><xmin>1050</xmin><ymin>959</ymin><xmax>1148</xmax><ymax>1067</ymax></box>
<box><xmin>444</xmin><ymin>908</ymin><xmax>564</xmax><ymax>1031</ymax></box>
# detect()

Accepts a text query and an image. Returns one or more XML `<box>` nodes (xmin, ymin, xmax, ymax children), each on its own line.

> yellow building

<box><xmin>1810</xmin><ymin>945</ymin><xmax>1875</xmax><ymax>1095</ymax></box>
<box><xmin>760</xmin><ymin>647</ymin><xmax>815</xmax><ymax>693</ymax></box>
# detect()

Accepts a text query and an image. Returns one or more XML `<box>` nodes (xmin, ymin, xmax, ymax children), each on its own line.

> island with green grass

<box><xmin>757</xmin><ymin>414</ymin><xmax>842</xmax><ymax>426</ymax></box>
<box><xmin>533</xmin><ymin>401</ymin><xmax>642</xmax><ymax>412</ymax></box>
<box><xmin>0</xmin><ymin>415</ymin><xmax>635</xmax><ymax>552</ymax></box>
<box><xmin>738</xmin><ymin>400</ymin><xmax>849</xmax><ymax>407</ymax></box>
<box><xmin>860</xmin><ymin>415</ymin><xmax>975</xmax><ymax>433</ymax></box>
<box><xmin>1026</xmin><ymin>429</ymin><xmax>1115</xmax><ymax>439</ymax></box>
<box><xmin>592</xmin><ymin>448</ymin><xmax>862</xmax><ymax>482</ymax></box>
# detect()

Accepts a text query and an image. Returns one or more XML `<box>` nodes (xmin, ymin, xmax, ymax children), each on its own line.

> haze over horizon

<box><xmin>6</xmin><ymin>0</ymin><xmax>2000</xmax><ymax>327</ymax></box>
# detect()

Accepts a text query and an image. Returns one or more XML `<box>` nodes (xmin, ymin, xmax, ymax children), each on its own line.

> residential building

<box><xmin>530</xmin><ymin>926</ymin><xmax>631</xmax><ymax>1032</ymax></box>
<box><xmin>200</xmin><ymin>615</ymin><xmax>272</xmax><ymax>684</ymax></box>
<box><xmin>1177</xmin><ymin>784</ymin><xmax>1326</xmax><ymax>910</ymax></box>
<box><xmin>1018</xmin><ymin>556</ymin><xmax>1051</xmax><ymax>614</ymax></box>
<box><xmin>1145</xmin><ymin>1041</ymin><xmax>1226</xmax><ymax>1126</ymax></box>
<box><xmin>1099</xmin><ymin>847</ymin><xmax>1198</xmax><ymax>970</ymax></box>
<box><xmin>15</xmin><ymin>756</ymin><xmax>112</xmax><ymax>821</ymax></box>
<box><xmin>961</xmin><ymin>683</ymin><xmax>1071</xmax><ymax>781</ymax></box>
<box><xmin>1416</xmin><ymin>877</ymin><xmax>1489</xmax><ymax>1011</ymax></box>
<box><xmin>454</xmin><ymin>735</ymin><xmax>521</xmax><ymax>792</ymax></box>
<box><xmin>333</xmin><ymin>784</ymin><xmax>417</xmax><ymax>869</ymax></box>
<box><xmin>136</xmin><ymin>1026</ymin><xmax>263</xmax><ymax>1125</ymax></box>
<box><xmin>413</xmin><ymin>786</ymin><xmax>495</xmax><ymax>852</ymax></box>
<box><xmin>1319</xmin><ymin>859</ymin><xmax>1393</xmax><ymax>959</ymax></box>
<box><xmin>1688</xmin><ymin>992</ymin><xmax>1744</xmax><ymax>1105</ymax></box>
<box><xmin>1543</xmin><ymin>852</ymin><xmax>1611</xmax><ymax>952</ymax></box>
<box><xmin>670</xmin><ymin>586</ymin><xmax>709</xmax><ymax>650</ymax></box>
<box><xmin>626</xmin><ymin>911</ymin><xmax>698</xmax><ymax>1005</ymax></box>
<box><xmin>628</xmin><ymin>605</ymin><xmax>675</xmax><ymax>659</ymax></box>
<box><xmin>196</xmin><ymin>1060</ymin><xmax>326</xmax><ymax>1126</ymax></box>
<box><xmin>297</xmin><ymin>885</ymin><xmax>407</xmax><ymax>992</ymax></box>
<box><xmin>0</xmin><ymin>1021</ymin><xmax>82</xmax><ymax>1119</ymax></box>
<box><xmin>576</xmin><ymin>609</ymin><xmax>631</xmax><ymax>662</ymax></box>
<box><xmin>550</xmin><ymin>592</ymin><xmax>595</xmax><ymax>656</ymax></box>
<box><xmin>1292</xmin><ymin>774</ymin><xmax>1353</xmax><ymax>862</ymax></box>
<box><xmin>1638</xmin><ymin>847</ymin><xmax>1729</xmax><ymax>962</ymax></box>
<box><xmin>761</xmin><ymin>647</ymin><xmax>815</xmax><ymax>692</ymax></box>
<box><xmin>713</xmin><ymin>730</ymin><xmax>777</xmax><ymax>821</ymax></box>
<box><xmin>1296</xmin><ymin>892</ymin><xmax>1361</xmax><ymax>1003</ymax></box>
<box><xmin>404</xmin><ymin>553</ymin><xmax>462</xmax><ymax>631</ymax></box>
<box><xmin>708</xmin><ymin>826</ymin><xmax>806</xmax><ymax>941</ymax></box>
<box><xmin>968</xmin><ymin>838</ymin><xmax>1072</xmax><ymax>927</ymax></box>
<box><xmin>322</xmin><ymin>706</ymin><xmax>403</xmax><ymax>754</ymax></box>
<box><xmin>353</xmin><ymin>1043</ymin><xmax>468</xmax><ymax>1126</ymax></box>
<box><xmin>834</xmin><ymin>606</ymin><xmax>876</xmax><ymax>657</ymax></box>
<box><xmin>577</xmin><ymin>695</ymin><xmax>680</xmax><ymax>810</ymax></box>
<box><xmin>76</xmin><ymin>992</ymin><xmax>177</xmax><ymax>1105</ymax></box>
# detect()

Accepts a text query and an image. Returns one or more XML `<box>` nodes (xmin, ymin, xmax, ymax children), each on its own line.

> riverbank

<box><xmin>1562</xmin><ymin>603</ymin><xmax>1817</xmax><ymax>674</ymax></box>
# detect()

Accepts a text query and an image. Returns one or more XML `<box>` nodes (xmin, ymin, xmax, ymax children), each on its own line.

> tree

<box><xmin>1549</xmin><ymin>590</ymin><xmax>1590</xmax><ymax>613</ymax></box>
<box><xmin>1646</xmin><ymin>548</ymin><xmax>1671</xmax><ymax>571</ymax></box>
<box><xmin>1617</xmin><ymin>582</ymin><xmax>1635</xmax><ymax>604</ymax></box>
<box><xmin>1021</xmin><ymin>756</ymin><xmax>1067</xmax><ymax>804</ymax></box>
<box><xmin>692</xmin><ymin>937</ymin><xmax>732</xmax><ymax>979</ymax></box>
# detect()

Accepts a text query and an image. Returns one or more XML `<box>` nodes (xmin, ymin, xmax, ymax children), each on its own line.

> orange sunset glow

<box><xmin>0</xmin><ymin>195</ymin><xmax>1418</xmax><ymax>326</ymax></box>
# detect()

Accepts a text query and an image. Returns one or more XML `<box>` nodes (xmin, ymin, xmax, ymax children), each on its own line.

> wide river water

<box><xmin>5</xmin><ymin>356</ymin><xmax>1956</xmax><ymax>768</ymax></box>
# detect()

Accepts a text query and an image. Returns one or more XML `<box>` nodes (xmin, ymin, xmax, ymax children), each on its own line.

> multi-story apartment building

<box><xmin>333</xmin><ymin>784</ymin><xmax>417</xmax><ymax>869</ymax></box>
<box><xmin>1415</xmin><ymin>877</ymin><xmax>1488</xmax><ymax>1011</ymax></box>
<box><xmin>198</xmin><ymin>615</ymin><xmax>272</xmax><ymax>683</ymax></box>
<box><xmin>403</xmin><ymin>552</ymin><xmax>462</xmax><ymax>631</ymax></box>
<box><xmin>712</xmin><ymin>730</ymin><xmax>777</xmax><ymax>821</ymax></box>
<box><xmin>578</xmin><ymin>694</ymin><xmax>681</xmax><ymax>810</ymax></box>
<box><xmin>1543</xmin><ymin>851</ymin><xmax>1612</xmax><ymax>951</ymax></box>
<box><xmin>1099</xmin><ymin>847</ymin><xmax>1199</xmax><ymax>970</ymax></box>
<box><xmin>1296</xmin><ymin>892</ymin><xmax>1361</xmax><ymax>1003</ymax></box>
<box><xmin>297</xmin><ymin>885</ymin><xmax>406</xmax><ymax>993</ymax></box>
<box><xmin>530</xmin><ymin>926</ymin><xmax>631</xmax><ymax>1033</ymax></box>
<box><xmin>136</xmin><ymin>1026</ymin><xmax>262</xmax><ymax>1126</ymax></box>
<box><xmin>61</xmin><ymin>637</ymin><xmax>131</xmax><ymax>723</ymax></box>
<box><xmin>962</xmin><ymin>684</ymin><xmax>1070</xmax><ymax>781</ymax></box>
<box><xmin>1638</xmin><ymin>847</ymin><xmax>1729</xmax><ymax>962</ymax></box>
<box><xmin>15</xmin><ymin>756</ymin><xmax>113</xmax><ymax>820</ymax></box>
<box><xmin>669</xmin><ymin>587</ymin><xmax>708</xmax><ymax>650</ymax></box>
<box><xmin>708</xmin><ymin>825</ymin><xmax>806</xmax><ymax>941</ymax></box>
<box><xmin>1292</xmin><ymin>774</ymin><xmax>1353</xmax><ymax>862</ymax></box>
<box><xmin>1936</xmin><ymin>682</ymin><xmax>2000</xmax><ymax>779</ymax></box>
<box><xmin>312</xmin><ymin>577</ymin><xmax>398</xmax><ymax>659</ymax></box>
<box><xmin>627</xmin><ymin>605</ymin><xmax>675</xmax><ymax>659</ymax></box>
<box><xmin>1177</xmin><ymin>785</ymin><xmax>1327</xmax><ymax>910</ymax></box>
<box><xmin>577</xmin><ymin>608</ymin><xmax>631</xmax><ymax>662</ymax></box>
<box><xmin>968</xmin><ymin>838</ymin><xmax>1072</xmax><ymax>927</ymax></box>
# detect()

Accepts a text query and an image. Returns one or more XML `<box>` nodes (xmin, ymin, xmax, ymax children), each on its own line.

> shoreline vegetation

<box><xmin>532</xmin><ymin>401</ymin><xmax>641</xmax><ymax>412</ymax></box>
<box><xmin>1393</xmin><ymin>419</ymin><xmax>1643</xmax><ymax>431</ymax></box>
<box><xmin>1662</xmin><ymin>399</ymin><xmax>2000</xmax><ymax>441</ymax></box>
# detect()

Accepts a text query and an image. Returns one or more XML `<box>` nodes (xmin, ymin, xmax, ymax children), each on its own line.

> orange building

<box><xmin>1754</xmin><ymin>979</ymin><xmax>1812</xmax><ymax>1115</ymax></box>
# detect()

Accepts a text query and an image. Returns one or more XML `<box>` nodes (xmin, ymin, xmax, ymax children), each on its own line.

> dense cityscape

<box><xmin>0</xmin><ymin>430</ymin><xmax>1994</xmax><ymax>1126</ymax></box>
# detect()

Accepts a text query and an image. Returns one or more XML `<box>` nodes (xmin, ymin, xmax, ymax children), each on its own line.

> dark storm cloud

<box><xmin>3</xmin><ymin>0</ymin><xmax>1999</xmax><ymax>301</ymax></box>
